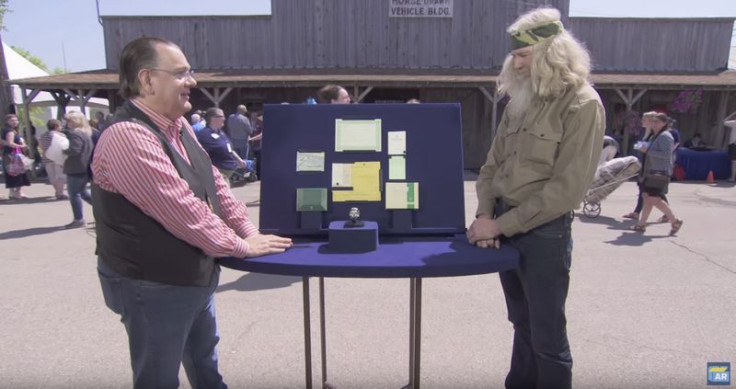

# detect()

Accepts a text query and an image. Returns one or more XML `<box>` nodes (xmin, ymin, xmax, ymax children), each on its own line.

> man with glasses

<box><xmin>196</xmin><ymin>107</ymin><xmax>248</xmax><ymax>183</ymax></box>
<box><xmin>91</xmin><ymin>37</ymin><xmax>292</xmax><ymax>388</ymax></box>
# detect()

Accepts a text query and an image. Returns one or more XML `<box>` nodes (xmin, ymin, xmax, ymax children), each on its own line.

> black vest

<box><xmin>93</xmin><ymin>100</ymin><xmax>224</xmax><ymax>286</ymax></box>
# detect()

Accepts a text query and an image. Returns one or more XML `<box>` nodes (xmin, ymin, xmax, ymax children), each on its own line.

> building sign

<box><xmin>389</xmin><ymin>0</ymin><xmax>453</xmax><ymax>18</ymax></box>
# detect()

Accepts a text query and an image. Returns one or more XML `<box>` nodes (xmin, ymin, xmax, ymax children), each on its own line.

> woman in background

<box><xmin>62</xmin><ymin>111</ymin><xmax>94</xmax><ymax>229</ymax></box>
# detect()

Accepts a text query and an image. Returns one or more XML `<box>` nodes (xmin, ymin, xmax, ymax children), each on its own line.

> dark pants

<box><xmin>97</xmin><ymin>258</ymin><xmax>227</xmax><ymax>389</ymax></box>
<box><xmin>496</xmin><ymin>201</ymin><xmax>574</xmax><ymax>389</ymax></box>
<box><xmin>634</xmin><ymin>186</ymin><xmax>668</xmax><ymax>213</ymax></box>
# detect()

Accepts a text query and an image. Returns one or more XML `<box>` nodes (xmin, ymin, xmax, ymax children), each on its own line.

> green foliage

<box><xmin>11</xmin><ymin>46</ymin><xmax>51</xmax><ymax>73</ymax></box>
<box><xmin>16</xmin><ymin>105</ymin><xmax>46</xmax><ymax>129</ymax></box>
<box><xmin>0</xmin><ymin>0</ymin><xmax>9</xmax><ymax>31</ymax></box>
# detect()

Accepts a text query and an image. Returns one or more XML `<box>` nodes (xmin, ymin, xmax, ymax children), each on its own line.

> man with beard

<box><xmin>466</xmin><ymin>8</ymin><xmax>604</xmax><ymax>389</ymax></box>
<box><xmin>92</xmin><ymin>37</ymin><xmax>292</xmax><ymax>388</ymax></box>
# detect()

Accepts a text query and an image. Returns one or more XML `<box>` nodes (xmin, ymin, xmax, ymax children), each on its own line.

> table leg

<box><xmin>414</xmin><ymin>278</ymin><xmax>422</xmax><ymax>388</ymax></box>
<box><xmin>405</xmin><ymin>277</ymin><xmax>422</xmax><ymax>389</ymax></box>
<box><xmin>319</xmin><ymin>277</ymin><xmax>336</xmax><ymax>389</ymax></box>
<box><xmin>302</xmin><ymin>276</ymin><xmax>313</xmax><ymax>389</ymax></box>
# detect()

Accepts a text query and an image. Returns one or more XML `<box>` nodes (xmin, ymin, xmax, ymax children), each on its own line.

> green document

<box><xmin>388</xmin><ymin>156</ymin><xmax>406</xmax><ymax>180</ymax></box>
<box><xmin>296</xmin><ymin>188</ymin><xmax>328</xmax><ymax>211</ymax></box>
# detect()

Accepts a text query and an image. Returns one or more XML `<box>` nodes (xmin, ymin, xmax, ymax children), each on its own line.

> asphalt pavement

<box><xmin>0</xmin><ymin>176</ymin><xmax>734</xmax><ymax>388</ymax></box>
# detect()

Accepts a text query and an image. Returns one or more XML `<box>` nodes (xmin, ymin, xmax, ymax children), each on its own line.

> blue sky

<box><xmin>3</xmin><ymin>0</ymin><xmax>736</xmax><ymax>73</ymax></box>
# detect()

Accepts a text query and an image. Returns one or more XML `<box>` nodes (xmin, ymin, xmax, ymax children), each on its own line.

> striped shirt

<box><xmin>39</xmin><ymin>130</ymin><xmax>65</xmax><ymax>165</ymax></box>
<box><xmin>91</xmin><ymin>99</ymin><xmax>257</xmax><ymax>258</ymax></box>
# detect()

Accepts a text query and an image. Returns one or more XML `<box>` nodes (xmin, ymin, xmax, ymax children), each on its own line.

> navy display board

<box><xmin>259</xmin><ymin>103</ymin><xmax>465</xmax><ymax>237</ymax></box>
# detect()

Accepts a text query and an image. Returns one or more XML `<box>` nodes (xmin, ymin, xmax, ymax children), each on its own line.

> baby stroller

<box><xmin>582</xmin><ymin>156</ymin><xmax>641</xmax><ymax>218</ymax></box>
<box><xmin>229</xmin><ymin>159</ymin><xmax>258</xmax><ymax>187</ymax></box>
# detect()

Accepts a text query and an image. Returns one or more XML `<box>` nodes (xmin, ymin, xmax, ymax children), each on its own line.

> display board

<box><xmin>259</xmin><ymin>103</ymin><xmax>465</xmax><ymax>237</ymax></box>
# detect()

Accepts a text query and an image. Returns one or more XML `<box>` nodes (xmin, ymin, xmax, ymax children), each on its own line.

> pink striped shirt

<box><xmin>91</xmin><ymin>99</ymin><xmax>257</xmax><ymax>258</ymax></box>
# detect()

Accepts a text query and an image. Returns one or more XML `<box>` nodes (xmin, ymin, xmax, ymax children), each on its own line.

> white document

<box><xmin>296</xmin><ymin>151</ymin><xmax>325</xmax><ymax>172</ymax></box>
<box><xmin>335</xmin><ymin>119</ymin><xmax>382</xmax><ymax>152</ymax></box>
<box><xmin>331</xmin><ymin>163</ymin><xmax>353</xmax><ymax>188</ymax></box>
<box><xmin>385</xmin><ymin>182</ymin><xmax>419</xmax><ymax>209</ymax></box>
<box><xmin>45</xmin><ymin>132</ymin><xmax>69</xmax><ymax>165</ymax></box>
<box><xmin>387</xmin><ymin>131</ymin><xmax>406</xmax><ymax>155</ymax></box>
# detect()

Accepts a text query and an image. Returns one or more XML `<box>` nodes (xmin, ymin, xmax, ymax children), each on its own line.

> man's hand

<box><xmin>467</xmin><ymin>215</ymin><xmax>502</xmax><ymax>249</ymax></box>
<box><xmin>244</xmin><ymin>234</ymin><xmax>293</xmax><ymax>257</ymax></box>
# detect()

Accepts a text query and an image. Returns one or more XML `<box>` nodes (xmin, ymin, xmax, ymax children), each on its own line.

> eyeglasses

<box><xmin>150</xmin><ymin>68</ymin><xmax>195</xmax><ymax>80</ymax></box>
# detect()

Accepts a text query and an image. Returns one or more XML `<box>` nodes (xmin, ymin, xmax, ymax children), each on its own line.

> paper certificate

<box><xmin>388</xmin><ymin>156</ymin><xmax>406</xmax><ymax>180</ymax></box>
<box><xmin>335</xmin><ymin>119</ymin><xmax>382</xmax><ymax>152</ymax></box>
<box><xmin>332</xmin><ymin>161</ymin><xmax>381</xmax><ymax>202</ymax></box>
<box><xmin>296</xmin><ymin>151</ymin><xmax>325</xmax><ymax>172</ymax></box>
<box><xmin>385</xmin><ymin>182</ymin><xmax>419</xmax><ymax>209</ymax></box>
<box><xmin>331</xmin><ymin>163</ymin><xmax>353</xmax><ymax>188</ymax></box>
<box><xmin>387</xmin><ymin>131</ymin><xmax>406</xmax><ymax>155</ymax></box>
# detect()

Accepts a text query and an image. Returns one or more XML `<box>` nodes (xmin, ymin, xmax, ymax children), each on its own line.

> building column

<box><xmin>614</xmin><ymin>87</ymin><xmax>648</xmax><ymax>155</ymax></box>
<box><xmin>199</xmin><ymin>87</ymin><xmax>234</xmax><ymax>108</ymax></box>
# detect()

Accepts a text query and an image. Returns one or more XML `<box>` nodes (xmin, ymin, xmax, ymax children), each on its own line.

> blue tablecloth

<box><xmin>220</xmin><ymin>235</ymin><xmax>519</xmax><ymax>278</ymax></box>
<box><xmin>676</xmin><ymin>148</ymin><xmax>731</xmax><ymax>180</ymax></box>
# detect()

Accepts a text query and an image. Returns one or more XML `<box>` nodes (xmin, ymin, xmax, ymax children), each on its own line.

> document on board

<box><xmin>332</xmin><ymin>161</ymin><xmax>381</xmax><ymax>202</ymax></box>
<box><xmin>387</xmin><ymin>131</ymin><xmax>406</xmax><ymax>155</ymax></box>
<box><xmin>385</xmin><ymin>182</ymin><xmax>419</xmax><ymax>209</ymax></box>
<box><xmin>296</xmin><ymin>151</ymin><xmax>325</xmax><ymax>172</ymax></box>
<box><xmin>296</xmin><ymin>188</ymin><xmax>328</xmax><ymax>211</ymax></box>
<box><xmin>331</xmin><ymin>163</ymin><xmax>353</xmax><ymax>188</ymax></box>
<box><xmin>335</xmin><ymin>119</ymin><xmax>382</xmax><ymax>152</ymax></box>
<box><xmin>388</xmin><ymin>156</ymin><xmax>406</xmax><ymax>180</ymax></box>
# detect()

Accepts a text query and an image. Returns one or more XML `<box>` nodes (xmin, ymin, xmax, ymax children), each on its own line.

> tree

<box><xmin>12</xmin><ymin>46</ymin><xmax>52</xmax><ymax>73</ymax></box>
<box><xmin>0</xmin><ymin>1</ymin><xmax>13</xmax><ymax>121</ymax></box>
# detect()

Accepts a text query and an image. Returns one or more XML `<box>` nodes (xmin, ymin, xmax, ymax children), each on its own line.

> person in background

<box><xmin>317</xmin><ymin>84</ymin><xmax>351</xmax><ymax>104</ymax></box>
<box><xmin>629</xmin><ymin>112</ymin><xmax>683</xmax><ymax>235</ymax></box>
<box><xmin>248</xmin><ymin>112</ymin><xmax>263</xmax><ymax>179</ymax></box>
<box><xmin>667</xmin><ymin>118</ymin><xmax>680</xmax><ymax>150</ymax></box>
<box><xmin>197</xmin><ymin>107</ymin><xmax>248</xmax><ymax>183</ymax></box>
<box><xmin>62</xmin><ymin>111</ymin><xmax>94</xmax><ymax>229</ymax></box>
<box><xmin>88</xmin><ymin>118</ymin><xmax>102</xmax><ymax>146</ymax></box>
<box><xmin>406</xmin><ymin>98</ymin><xmax>421</xmax><ymax>104</ymax></box>
<box><xmin>225</xmin><ymin>104</ymin><xmax>252</xmax><ymax>159</ymax></box>
<box><xmin>683</xmin><ymin>132</ymin><xmax>706</xmax><ymax>149</ymax></box>
<box><xmin>92</xmin><ymin>37</ymin><xmax>292</xmax><ymax>388</ymax></box>
<box><xmin>2</xmin><ymin>114</ymin><xmax>31</xmax><ymax>199</ymax></box>
<box><xmin>623</xmin><ymin>111</ymin><xmax>670</xmax><ymax>222</ymax></box>
<box><xmin>190</xmin><ymin>112</ymin><xmax>206</xmax><ymax>132</ymax></box>
<box><xmin>39</xmin><ymin>119</ymin><xmax>68</xmax><ymax>200</ymax></box>
<box><xmin>724</xmin><ymin>112</ymin><xmax>736</xmax><ymax>182</ymax></box>
<box><xmin>466</xmin><ymin>8</ymin><xmax>604</xmax><ymax>388</ymax></box>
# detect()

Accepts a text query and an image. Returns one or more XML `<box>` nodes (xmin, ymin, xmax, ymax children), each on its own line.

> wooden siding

<box><xmin>568</xmin><ymin>18</ymin><xmax>734</xmax><ymax>72</ymax></box>
<box><xmin>102</xmin><ymin>0</ymin><xmax>568</xmax><ymax>71</ymax></box>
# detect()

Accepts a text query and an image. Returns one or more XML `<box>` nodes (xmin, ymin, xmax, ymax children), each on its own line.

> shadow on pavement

<box><xmin>0</xmin><ymin>225</ymin><xmax>64</xmax><ymax>240</ymax></box>
<box><xmin>0</xmin><ymin>196</ymin><xmax>57</xmax><ymax>205</ymax></box>
<box><xmin>217</xmin><ymin>272</ymin><xmax>300</xmax><ymax>293</ymax></box>
<box><xmin>604</xmin><ymin>231</ymin><xmax>669</xmax><ymax>246</ymax></box>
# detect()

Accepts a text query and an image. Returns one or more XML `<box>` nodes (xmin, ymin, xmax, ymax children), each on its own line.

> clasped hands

<box><xmin>467</xmin><ymin>214</ymin><xmax>502</xmax><ymax>249</ymax></box>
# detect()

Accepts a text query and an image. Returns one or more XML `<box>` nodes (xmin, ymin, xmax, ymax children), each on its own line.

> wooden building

<box><xmin>10</xmin><ymin>0</ymin><xmax>736</xmax><ymax>168</ymax></box>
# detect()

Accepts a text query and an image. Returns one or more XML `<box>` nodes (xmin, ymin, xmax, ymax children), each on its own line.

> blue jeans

<box><xmin>67</xmin><ymin>174</ymin><xmax>91</xmax><ymax>220</ymax></box>
<box><xmin>97</xmin><ymin>258</ymin><xmax>227</xmax><ymax>389</ymax></box>
<box><xmin>496</xmin><ymin>201</ymin><xmax>574</xmax><ymax>389</ymax></box>
<box><xmin>231</xmin><ymin>139</ymin><xmax>249</xmax><ymax>160</ymax></box>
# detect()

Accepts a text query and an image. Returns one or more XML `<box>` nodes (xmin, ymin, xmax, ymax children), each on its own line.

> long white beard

<box><xmin>505</xmin><ymin>78</ymin><xmax>534</xmax><ymax>121</ymax></box>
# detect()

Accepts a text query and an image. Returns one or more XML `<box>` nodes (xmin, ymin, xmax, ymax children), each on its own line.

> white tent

<box><xmin>3</xmin><ymin>42</ymin><xmax>108</xmax><ymax>115</ymax></box>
